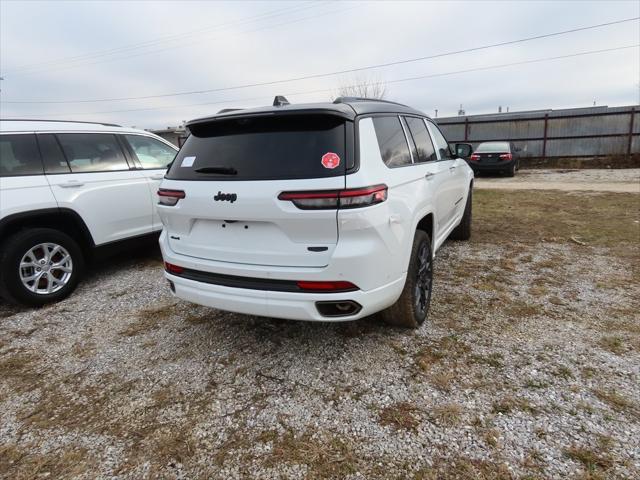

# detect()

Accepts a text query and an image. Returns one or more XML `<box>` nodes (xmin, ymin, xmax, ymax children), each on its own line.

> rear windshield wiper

<box><xmin>194</xmin><ymin>166</ymin><xmax>238</xmax><ymax>175</ymax></box>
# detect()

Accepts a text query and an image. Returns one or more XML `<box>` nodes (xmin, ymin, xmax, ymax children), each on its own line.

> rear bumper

<box><xmin>165</xmin><ymin>271</ymin><xmax>405</xmax><ymax>321</ymax></box>
<box><xmin>467</xmin><ymin>159</ymin><xmax>516</xmax><ymax>171</ymax></box>
<box><xmin>159</xmin><ymin>230</ymin><xmax>406</xmax><ymax>321</ymax></box>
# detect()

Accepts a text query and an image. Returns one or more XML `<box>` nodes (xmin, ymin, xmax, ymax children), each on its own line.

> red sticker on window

<box><xmin>321</xmin><ymin>152</ymin><xmax>340</xmax><ymax>169</ymax></box>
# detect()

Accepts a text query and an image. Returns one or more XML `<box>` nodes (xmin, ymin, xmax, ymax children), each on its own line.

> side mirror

<box><xmin>454</xmin><ymin>143</ymin><xmax>473</xmax><ymax>158</ymax></box>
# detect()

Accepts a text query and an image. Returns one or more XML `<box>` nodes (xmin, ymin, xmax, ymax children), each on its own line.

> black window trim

<box><xmin>52</xmin><ymin>132</ymin><xmax>135</xmax><ymax>174</ymax></box>
<box><xmin>402</xmin><ymin>114</ymin><xmax>438</xmax><ymax>165</ymax></box>
<box><xmin>36</xmin><ymin>133</ymin><xmax>72</xmax><ymax>174</ymax></box>
<box><xmin>0</xmin><ymin>132</ymin><xmax>45</xmax><ymax>178</ymax></box>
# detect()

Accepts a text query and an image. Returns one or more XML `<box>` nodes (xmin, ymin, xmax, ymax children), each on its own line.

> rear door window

<box><xmin>167</xmin><ymin>114</ymin><xmax>346</xmax><ymax>181</ymax></box>
<box><xmin>426</xmin><ymin>120</ymin><xmax>454</xmax><ymax>160</ymax></box>
<box><xmin>124</xmin><ymin>134</ymin><xmax>177</xmax><ymax>169</ymax></box>
<box><xmin>0</xmin><ymin>134</ymin><xmax>43</xmax><ymax>176</ymax></box>
<box><xmin>56</xmin><ymin>133</ymin><xmax>130</xmax><ymax>173</ymax></box>
<box><xmin>371</xmin><ymin>116</ymin><xmax>412</xmax><ymax>168</ymax></box>
<box><xmin>405</xmin><ymin>117</ymin><xmax>437</xmax><ymax>163</ymax></box>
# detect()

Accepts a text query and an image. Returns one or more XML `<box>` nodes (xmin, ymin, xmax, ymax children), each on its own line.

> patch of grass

<box><xmin>553</xmin><ymin>365</ymin><xmax>574</xmax><ymax>379</ymax></box>
<box><xmin>184</xmin><ymin>312</ymin><xmax>212</xmax><ymax>325</ymax></box>
<box><xmin>593</xmin><ymin>388</ymin><xmax>637</xmax><ymax>415</ymax></box>
<box><xmin>598</xmin><ymin>335</ymin><xmax>626</xmax><ymax>355</ymax></box>
<box><xmin>415</xmin><ymin>335</ymin><xmax>471</xmax><ymax>372</ymax></box>
<box><xmin>430</xmin><ymin>371</ymin><xmax>455</xmax><ymax>392</ymax></box>
<box><xmin>266</xmin><ymin>430</ymin><xmax>357</xmax><ymax>478</ymax></box>
<box><xmin>473</xmin><ymin>190</ymin><xmax>640</xmax><ymax>256</ymax></box>
<box><xmin>119</xmin><ymin>303</ymin><xmax>177</xmax><ymax>336</ymax></box>
<box><xmin>0</xmin><ymin>444</ymin><xmax>93</xmax><ymax>479</ymax></box>
<box><xmin>431</xmin><ymin>403</ymin><xmax>462</xmax><ymax>426</ymax></box>
<box><xmin>564</xmin><ymin>445</ymin><xmax>613</xmax><ymax>473</ymax></box>
<box><xmin>492</xmin><ymin>396</ymin><xmax>538</xmax><ymax>415</ymax></box>
<box><xmin>378</xmin><ymin>401</ymin><xmax>422</xmax><ymax>431</ymax></box>
<box><xmin>504</xmin><ymin>300</ymin><xmax>541</xmax><ymax>318</ymax></box>
<box><xmin>470</xmin><ymin>352</ymin><xmax>504</xmax><ymax>368</ymax></box>
<box><xmin>71</xmin><ymin>341</ymin><xmax>96</xmax><ymax>359</ymax></box>
<box><xmin>414</xmin><ymin>455</ymin><xmax>513</xmax><ymax>480</ymax></box>
<box><xmin>603</xmin><ymin>316</ymin><xmax>640</xmax><ymax>334</ymax></box>
<box><xmin>524</xmin><ymin>378</ymin><xmax>549</xmax><ymax>389</ymax></box>
<box><xmin>0</xmin><ymin>350</ymin><xmax>41</xmax><ymax>393</ymax></box>
<box><xmin>527</xmin><ymin>285</ymin><xmax>548</xmax><ymax>296</ymax></box>
<box><xmin>483</xmin><ymin>428</ymin><xmax>501</xmax><ymax>448</ymax></box>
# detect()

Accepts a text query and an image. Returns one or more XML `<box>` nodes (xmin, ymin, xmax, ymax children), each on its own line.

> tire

<box><xmin>506</xmin><ymin>162</ymin><xmax>516</xmax><ymax>177</ymax></box>
<box><xmin>450</xmin><ymin>187</ymin><xmax>472</xmax><ymax>241</ymax></box>
<box><xmin>0</xmin><ymin>228</ymin><xmax>85</xmax><ymax>306</ymax></box>
<box><xmin>380</xmin><ymin>230</ymin><xmax>433</xmax><ymax>328</ymax></box>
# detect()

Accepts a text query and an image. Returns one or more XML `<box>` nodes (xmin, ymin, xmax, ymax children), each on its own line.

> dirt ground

<box><xmin>475</xmin><ymin>168</ymin><xmax>640</xmax><ymax>193</ymax></box>
<box><xmin>0</xmin><ymin>188</ymin><xmax>638</xmax><ymax>479</ymax></box>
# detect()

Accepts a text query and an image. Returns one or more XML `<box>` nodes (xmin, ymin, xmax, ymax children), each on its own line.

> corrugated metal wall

<box><xmin>435</xmin><ymin>105</ymin><xmax>639</xmax><ymax>159</ymax></box>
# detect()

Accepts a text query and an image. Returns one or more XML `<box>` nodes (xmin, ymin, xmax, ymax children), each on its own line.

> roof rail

<box><xmin>333</xmin><ymin>97</ymin><xmax>410</xmax><ymax>108</ymax></box>
<box><xmin>217</xmin><ymin>108</ymin><xmax>244</xmax><ymax>114</ymax></box>
<box><xmin>0</xmin><ymin>118</ymin><xmax>122</xmax><ymax>127</ymax></box>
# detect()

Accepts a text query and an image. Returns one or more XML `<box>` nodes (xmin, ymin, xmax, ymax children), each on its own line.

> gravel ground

<box><xmin>475</xmin><ymin>168</ymin><xmax>640</xmax><ymax>193</ymax></box>
<box><xmin>1</xmin><ymin>189</ymin><xmax>638</xmax><ymax>479</ymax></box>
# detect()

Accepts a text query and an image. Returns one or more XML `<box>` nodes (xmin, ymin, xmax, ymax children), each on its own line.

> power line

<box><xmin>18</xmin><ymin>44</ymin><xmax>637</xmax><ymax>118</ymax></box>
<box><xmin>4</xmin><ymin>16</ymin><xmax>638</xmax><ymax>104</ymax></box>
<box><xmin>2</xmin><ymin>2</ymin><xmax>324</xmax><ymax>75</ymax></box>
<box><xmin>2</xmin><ymin>2</ymin><xmax>350</xmax><ymax>78</ymax></box>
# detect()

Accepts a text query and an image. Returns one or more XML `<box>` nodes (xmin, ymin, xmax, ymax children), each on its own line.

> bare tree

<box><xmin>333</xmin><ymin>74</ymin><xmax>388</xmax><ymax>100</ymax></box>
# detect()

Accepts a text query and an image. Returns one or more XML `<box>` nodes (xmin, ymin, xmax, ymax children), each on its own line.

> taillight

<box><xmin>164</xmin><ymin>262</ymin><xmax>184</xmax><ymax>275</ymax></box>
<box><xmin>278</xmin><ymin>184</ymin><xmax>387</xmax><ymax>210</ymax></box>
<box><xmin>469</xmin><ymin>154</ymin><xmax>480</xmax><ymax>161</ymax></box>
<box><xmin>296</xmin><ymin>280</ymin><xmax>358</xmax><ymax>292</ymax></box>
<box><xmin>158</xmin><ymin>188</ymin><xmax>185</xmax><ymax>206</ymax></box>
<box><xmin>499</xmin><ymin>153</ymin><xmax>513</xmax><ymax>161</ymax></box>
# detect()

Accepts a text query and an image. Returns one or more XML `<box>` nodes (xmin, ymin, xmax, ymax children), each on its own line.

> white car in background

<box><xmin>0</xmin><ymin>119</ymin><xmax>178</xmax><ymax>306</ymax></box>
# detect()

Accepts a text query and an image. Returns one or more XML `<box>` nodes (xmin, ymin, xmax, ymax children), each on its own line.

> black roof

<box><xmin>186</xmin><ymin>97</ymin><xmax>428</xmax><ymax>127</ymax></box>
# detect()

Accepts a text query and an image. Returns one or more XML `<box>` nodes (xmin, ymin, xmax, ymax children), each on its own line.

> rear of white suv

<box><xmin>158</xmin><ymin>98</ymin><xmax>474</xmax><ymax>328</ymax></box>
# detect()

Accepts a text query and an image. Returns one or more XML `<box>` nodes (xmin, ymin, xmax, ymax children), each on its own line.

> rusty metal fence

<box><xmin>435</xmin><ymin>105</ymin><xmax>639</xmax><ymax>160</ymax></box>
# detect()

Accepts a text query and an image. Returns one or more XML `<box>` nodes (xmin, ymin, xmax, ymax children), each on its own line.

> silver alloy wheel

<box><xmin>19</xmin><ymin>243</ymin><xmax>73</xmax><ymax>295</ymax></box>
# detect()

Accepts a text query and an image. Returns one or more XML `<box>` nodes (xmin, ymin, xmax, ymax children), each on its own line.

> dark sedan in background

<box><xmin>467</xmin><ymin>141</ymin><xmax>520</xmax><ymax>176</ymax></box>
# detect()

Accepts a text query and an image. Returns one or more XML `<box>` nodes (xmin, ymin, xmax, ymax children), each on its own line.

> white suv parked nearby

<box><xmin>0</xmin><ymin>119</ymin><xmax>178</xmax><ymax>306</ymax></box>
<box><xmin>158</xmin><ymin>97</ymin><xmax>474</xmax><ymax>328</ymax></box>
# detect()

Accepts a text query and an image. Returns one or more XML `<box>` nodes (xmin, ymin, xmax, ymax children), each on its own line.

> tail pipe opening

<box><xmin>315</xmin><ymin>300</ymin><xmax>362</xmax><ymax>318</ymax></box>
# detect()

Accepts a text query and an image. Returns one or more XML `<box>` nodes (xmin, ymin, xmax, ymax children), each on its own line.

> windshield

<box><xmin>167</xmin><ymin>114</ymin><xmax>347</xmax><ymax>181</ymax></box>
<box><xmin>475</xmin><ymin>142</ymin><xmax>510</xmax><ymax>153</ymax></box>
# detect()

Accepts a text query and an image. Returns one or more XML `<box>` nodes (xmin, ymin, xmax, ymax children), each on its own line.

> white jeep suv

<box><xmin>158</xmin><ymin>97</ymin><xmax>473</xmax><ymax>328</ymax></box>
<box><xmin>0</xmin><ymin>119</ymin><xmax>178</xmax><ymax>306</ymax></box>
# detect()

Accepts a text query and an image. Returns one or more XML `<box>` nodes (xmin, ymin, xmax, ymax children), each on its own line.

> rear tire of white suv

<box><xmin>450</xmin><ymin>187</ymin><xmax>472</xmax><ymax>241</ymax></box>
<box><xmin>380</xmin><ymin>230</ymin><xmax>433</xmax><ymax>328</ymax></box>
<box><xmin>0</xmin><ymin>228</ymin><xmax>85</xmax><ymax>307</ymax></box>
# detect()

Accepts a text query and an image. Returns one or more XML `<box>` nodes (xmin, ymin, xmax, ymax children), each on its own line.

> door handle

<box><xmin>449</xmin><ymin>165</ymin><xmax>457</xmax><ymax>170</ymax></box>
<box><xmin>150</xmin><ymin>174</ymin><xmax>164</xmax><ymax>180</ymax></box>
<box><xmin>425</xmin><ymin>172</ymin><xmax>436</xmax><ymax>180</ymax></box>
<box><xmin>60</xmin><ymin>181</ymin><xmax>84</xmax><ymax>188</ymax></box>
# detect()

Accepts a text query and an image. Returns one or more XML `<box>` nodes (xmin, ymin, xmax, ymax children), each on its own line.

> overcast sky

<box><xmin>1</xmin><ymin>0</ymin><xmax>638</xmax><ymax>129</ymax></box>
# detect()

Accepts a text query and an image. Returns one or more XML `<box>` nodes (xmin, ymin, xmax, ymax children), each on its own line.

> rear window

<box><xmin>167</xmin><ymin>114</ymin><xmax>347</xmax><ymax>181</ymax></box>
<box><xmin>475</xmin><ymin>142</ymin><xmax>510</xmax><ymax>153</ymax></box>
